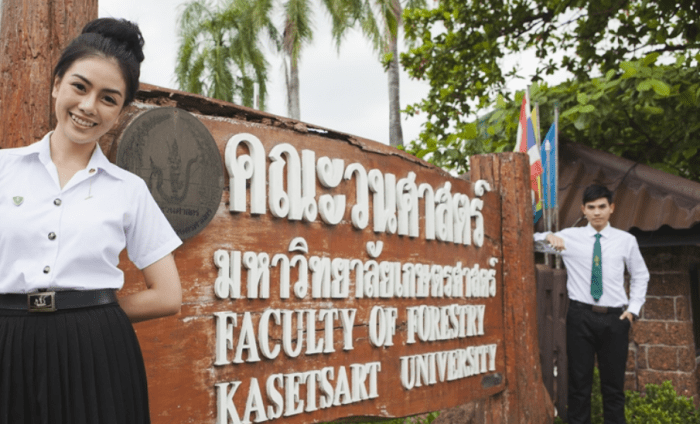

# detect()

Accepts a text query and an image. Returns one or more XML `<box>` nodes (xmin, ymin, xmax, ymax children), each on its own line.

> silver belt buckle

<box><xmin>28</xmin><ymin>291</ymin><xmax>56</xmax><ymax>312</ymax></box>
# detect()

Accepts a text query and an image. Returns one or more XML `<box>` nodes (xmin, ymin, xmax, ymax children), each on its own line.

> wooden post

<box><xmin>470</xmin><ymin>152</ymin><xmax>554</xmax><ymax>423</ymax></box>
<box><xmin>0</xmin><ymin>0</ymin><xmax>97</xmax><ymax>148</ymax></box>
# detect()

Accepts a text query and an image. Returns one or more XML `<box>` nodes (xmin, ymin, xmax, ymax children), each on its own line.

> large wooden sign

<box><xmin>108</xmin><ymin>101</ymin><xmax>550</xmax><ymax>423</ymax></box>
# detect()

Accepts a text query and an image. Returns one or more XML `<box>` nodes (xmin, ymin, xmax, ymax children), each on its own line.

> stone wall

<box><xmin>625</xmin><ymin>246</ymin><xmax>700</xmax><ymax>403</ymax></box>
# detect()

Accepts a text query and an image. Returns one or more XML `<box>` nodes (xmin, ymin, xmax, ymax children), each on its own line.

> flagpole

<box><xmin>554</xmin><ymin>105</ymin><xmax>561</xmax><ymax>269</ymax></box>
<box><xmin>534</xmin><ymin>102</ymin><xmax>541</xmax><ymax>149</ymax></box>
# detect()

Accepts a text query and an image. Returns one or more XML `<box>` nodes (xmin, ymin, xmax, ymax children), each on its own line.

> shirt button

<box><xmin>54</xmin><ymin>198</ymin><xmax>62</xmax><ymax>206</ymax></box>
<box><xmin>48</xmin><ymin>232</ymin><xmax>56</xmax><ymax>240</ymax></box>
<box><xmin>43</xmin><ymin>266</ymin><xmax>51</xmax><ymax>274</ymax></box>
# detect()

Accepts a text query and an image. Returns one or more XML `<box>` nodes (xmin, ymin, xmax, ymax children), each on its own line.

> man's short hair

<box><xmin>583</xmin><ymin>184</ymin><xmax>613</xmax><ymax>205</ymax></box>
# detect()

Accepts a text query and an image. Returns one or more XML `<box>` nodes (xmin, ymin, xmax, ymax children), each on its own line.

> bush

<box><xmin>625</xmin><ymin>381</ymin><xmax>700</xmax><ymax>424</ymax></box>
<box><xmin>554</xmin><ymin>368</ymin><xmax>700</xmax><ymax>424</ymax></box>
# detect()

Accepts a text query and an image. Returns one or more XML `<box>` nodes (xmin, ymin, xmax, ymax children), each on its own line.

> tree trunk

<box><xmin>0</xmin><ymin>0</ymin><xmax>97</xmax><ymax>149</ymax></box>
<box><xmin>287</xmin><ymin>55</ymin><xmax>301</xmax><ymax>120</ymax></box>
<box><xmin>387</xmin><ymin>0</ymin><xmax>403</xmax><ymax>148</ymax></box>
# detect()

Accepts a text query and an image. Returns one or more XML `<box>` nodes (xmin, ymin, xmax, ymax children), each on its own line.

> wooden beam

<box><xmin>0</xmin><ymin>0</ymin><xmax>97</xmax><ymax>148</ymax></box>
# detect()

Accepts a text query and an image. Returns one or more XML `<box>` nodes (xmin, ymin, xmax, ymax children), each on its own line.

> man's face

<box><xmin>581</xmin><ymin>197</ymin><xmax>615</xmax><ymax>232</ymax></box>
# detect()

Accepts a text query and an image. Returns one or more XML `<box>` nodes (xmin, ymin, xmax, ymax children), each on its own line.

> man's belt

<box><xmin>569</xmin><ymin>299</ymin><xmax>625</xmax><ymax>315</ymax></box>
<box><xmin>0</xmin><ymin>289</ymin><xmax>118</xmax><ymax>312</ymax></box>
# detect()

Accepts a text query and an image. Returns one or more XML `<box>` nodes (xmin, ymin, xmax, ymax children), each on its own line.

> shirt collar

<box><xmin>7</xmin><ymin>133</ymin><xmax>47</xmax><ymax>159</ymax></box>
<box><xmin>13</xmin><ymin>132</ymin><xmax>124</xmax><ymax>181</ymax></box>
<box><xmin>586</xmin><ymin>222</ymin><xmax>611</xmax><ymax>237</ymax></box>
<box><xmin>86</xmin><ymin>139</ymin><xmax>125</xmax><ymax>180</ymax></box>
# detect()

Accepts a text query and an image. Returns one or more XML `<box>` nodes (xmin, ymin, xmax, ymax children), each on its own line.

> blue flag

<box><xmin>540</xmin><ymin>123</ymin><xmax>557</xmax><ymax>210</ymax></box>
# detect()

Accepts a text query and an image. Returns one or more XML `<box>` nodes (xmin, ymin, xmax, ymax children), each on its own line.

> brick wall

<box><xmin>625</xmin><ymin>246</ymin><xmax>700</xmax><ymax>403</ymax></box>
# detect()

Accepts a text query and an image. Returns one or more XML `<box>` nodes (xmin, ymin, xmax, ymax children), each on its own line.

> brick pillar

<box><xmin>0</xmin><ymin>0</ymin><xmax>97</xmax><ymax>148</ymax></box>
<box><xmin>626</xmin><ymin>247</ymin><xmax>699</xmax><ymax>403</ymax></box>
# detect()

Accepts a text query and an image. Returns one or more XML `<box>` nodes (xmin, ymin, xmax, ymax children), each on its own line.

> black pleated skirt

<box><xmin>0</xmin><ymin>303</ymin><xmax>150</xmax><ymax>424</ymax></box>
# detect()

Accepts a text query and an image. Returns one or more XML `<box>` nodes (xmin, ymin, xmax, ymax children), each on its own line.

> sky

<box><xmin>98</xmin><ymin>0</ymin><xmax>559</xmax><ymax>147</ymax></box>
<box><xmin>98</xmin><ymin>0</ymin><xmax>436</xmax><ymax>146</ymax></box>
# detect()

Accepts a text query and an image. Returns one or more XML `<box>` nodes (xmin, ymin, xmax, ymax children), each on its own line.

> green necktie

<box><xmin>591</xmin><ymin>233</ymin><xmax>603</xmax><ymax>300</ymax></box>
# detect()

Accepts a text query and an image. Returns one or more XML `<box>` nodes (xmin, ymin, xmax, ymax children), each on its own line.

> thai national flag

<box><xmin>513</xmin><ymin>94</ymin><xmax>543</xmax><ymax>223</ymax></box>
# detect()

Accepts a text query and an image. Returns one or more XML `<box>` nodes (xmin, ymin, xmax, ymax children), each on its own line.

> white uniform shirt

<box><xmin>0</xmin><ymin>133</ymin><xmax>182</xmax><ymax>293</ymax></box>
<box><xmin>534</xmin><ymin>223</ymin><xmax>649</xmax><ymax>315</ymax></box>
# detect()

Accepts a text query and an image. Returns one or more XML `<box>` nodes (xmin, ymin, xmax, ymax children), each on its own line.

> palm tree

<box><xmin>242</xmin><ymin>0</ymin><xmax>316</xmax><ymax>120</ymax></box>
<box><xmin>176</xmin><ymin>0</ymin><xmax>277</xmax><ymax>108</ymax></box>
<box><xmin>281</xmin><ymin>0</ymin><xmax>314</xmax><ymax>120</ymax></box>
<box><xmin>327</xmin><ymin>0</ymin><xmax>427</xmax><ymax>147</ymax></box>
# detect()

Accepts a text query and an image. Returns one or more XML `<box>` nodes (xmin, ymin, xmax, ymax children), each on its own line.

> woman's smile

<box><xmin>69</xmin><ymin>112</ymin><xmax>98</xmax><ymax>128</ymax></box>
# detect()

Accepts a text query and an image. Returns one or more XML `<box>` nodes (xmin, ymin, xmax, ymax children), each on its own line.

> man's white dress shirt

<box><xmin>0</xmin><ymin>133</ymin><xmax>182</xmax><ymax>293</ymax></box>
<box><xmin>535</xmin><ymin>223</ymin><xmax>649</xmax><ymax>315</ymax></box>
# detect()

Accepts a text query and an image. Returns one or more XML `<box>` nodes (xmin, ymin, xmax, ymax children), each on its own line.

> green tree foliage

<box><xmin>175</xmin><ymin>0</ymin><xmax>358</xmax><ymax>121</ymax></box>
<box><xmin>400</xmin><ymin>0</ymin><xmax>700</xmax><ymax>180</ymax></box>
<box><xmin>176</xmin><ymin>0</ymin><xmax>277</xmax><ymax>108</ymax></box>
<box><xmin>405</xmin><ymin>54</ymin><xmax>700</xmax><ymax>181</ymax></box>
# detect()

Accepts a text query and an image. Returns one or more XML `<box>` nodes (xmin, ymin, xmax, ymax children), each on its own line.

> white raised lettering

<box><xmin>339</xmin><ymin>309</ymin><xmax>357</xmax><ymax>351</ymax></box>
<box><xmin>259</xmin><ymin>309</ymin><xmax>281</xmax><ymax>360</ymax></box>
<box><xmin>225</xmin><ymin>133</ymin><xmax>266</xmax><ymax>214</ymax></box>
<box><xmin>216</xmin><ymin>381</ymin><xmax>243</xmax><ymax>424</ymax></box>
<box><xmin>242</xmin><ymin>378</ymin><xmax>267</xmax><ymax>423</ymax></box>
<box><xmin>233</xmin><ymin>312</ymin><xmax>260</xmax><ymax>364</ymax></box>
<box><xmin>344</xmin><ymin>163</ymin><xmax>369</xmax><ymax>229</ymax></box>
<box><xmin>435</xmin><ymin>182</ymin><xmax>454</xmax><ymax>242</ymax></box>
<box><xmin>266</xmin><ymin>374</ymin><xmax>284</xmax><ymax>419</ymax></box>
<box><xmin>243</xmin><ymin>252</ymin><xmax>270</xmax><ymax>299</ymax></box>
<box><xmin>214</xmin><ymin>311</ymin><xmax>237</xmax><ymax>366</ymax></box>
<box><xmin>396</xmin><ymin>172</ymin><xmax>419</xmax><ymax>238</ymax></box>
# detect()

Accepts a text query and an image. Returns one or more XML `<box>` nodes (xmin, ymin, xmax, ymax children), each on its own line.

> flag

<box><xmin>513</xmin><ymin>94</ymin><xmax>544</xmax><ymax>223</ymax></box>
<box><xmin>541</xmin><ymin>123</ymin><xmax>557</xmax><ymax>210</ymax></box>
<box><xmin>531</xmin><ymin>106</ymin><xmax>544</xmax><ymax>222</ymax></box>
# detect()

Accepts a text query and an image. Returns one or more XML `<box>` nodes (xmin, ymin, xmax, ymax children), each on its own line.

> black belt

<box><xmin>0</xmin><ymin>289</ymin><xmax>117</xmax><ymax>312</ymax></box>
<box><xmin>569</xmin><ymin>299</ymin><xmax>625</xmax><ymax>315</ymax></box>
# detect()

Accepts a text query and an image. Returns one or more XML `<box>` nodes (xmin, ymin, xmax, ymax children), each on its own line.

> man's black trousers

<box><xmin>566</xmin><ymin>300</ymin><xmax>631</xmax><ymax>424</ymax></box>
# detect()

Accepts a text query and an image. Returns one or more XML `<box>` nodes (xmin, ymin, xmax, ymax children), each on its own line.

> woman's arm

<box><xmin>119</xmin><ymin>253</ymin><xmax>182</xmax><ymax>323</ymax></box>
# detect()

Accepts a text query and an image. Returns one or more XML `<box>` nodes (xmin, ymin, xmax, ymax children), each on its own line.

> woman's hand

<box><xmin>119</xmin><ymin>254</ymin><xmax>181</xmax><ymax>323</ymax></box>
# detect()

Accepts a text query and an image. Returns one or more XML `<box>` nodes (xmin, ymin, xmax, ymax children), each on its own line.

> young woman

<box><xmin>0</xmin><ymin>18</ymin><xmax>182</xmax><ymax>424</ymax></box>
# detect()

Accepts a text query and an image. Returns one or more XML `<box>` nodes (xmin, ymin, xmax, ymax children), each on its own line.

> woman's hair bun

<box><xmin>82</xmin><ymin>18</ymin><xmax>145</xmax><ymax>64</ymax></box>
<box><xmin>54</xmin><ymin>17</ymin><xmax>146</xmax><ymax>106</ymax></box>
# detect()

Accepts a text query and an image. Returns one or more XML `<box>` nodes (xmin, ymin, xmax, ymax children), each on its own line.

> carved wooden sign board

<box><xmin>112</xmin><ymin>107</ymin><xmax>507</xmax><ymax>424</ymax></box>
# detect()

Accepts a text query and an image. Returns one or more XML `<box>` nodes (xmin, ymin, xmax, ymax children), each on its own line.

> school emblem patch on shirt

<box><xmin>12</xmin><ymin>196</ymin><xmax>23</xmax><ymax>206</ymax></box>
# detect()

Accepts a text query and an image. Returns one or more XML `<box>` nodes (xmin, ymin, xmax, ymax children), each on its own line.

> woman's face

<box><xmin>51</xmin><ymin>56</ymin><xmax>126</xmax><ymax>148</ymax></box>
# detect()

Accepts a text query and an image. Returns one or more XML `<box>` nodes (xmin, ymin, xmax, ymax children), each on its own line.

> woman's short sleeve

<box><xmin>124</xmin><ymin>178</ymin><xmax>182</xmax><ymax>269</ymax></box>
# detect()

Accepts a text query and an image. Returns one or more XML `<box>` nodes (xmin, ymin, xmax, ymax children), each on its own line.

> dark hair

<box><xmin>52</xmin><ymin>18</ymin><xmax>145</xmax><ymax>106</ymax></box>
<box><xmin>582</xmin><ymin>184</ymin><xmax>613</xmax><ymax>205</ymax></box>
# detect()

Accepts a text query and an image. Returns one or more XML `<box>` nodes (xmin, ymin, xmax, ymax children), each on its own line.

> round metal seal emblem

<box><xmin>116</xmin><ymin>107</ymin><xmax>224</xmax><ymax>240</ymax></box>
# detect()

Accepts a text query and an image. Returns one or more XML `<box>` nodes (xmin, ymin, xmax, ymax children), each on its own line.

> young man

<box><xmin>535</xmin><ymin>184</ymin><xmax>649</xmax><ymax>424</ymax></box>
